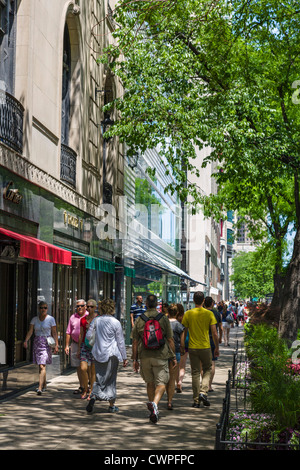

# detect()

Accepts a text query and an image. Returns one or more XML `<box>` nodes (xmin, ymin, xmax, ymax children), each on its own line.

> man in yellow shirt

<box><xmin>181</xmin><ymin>291</ymin><xmax>220</xmax><ymax>407</ymax></box>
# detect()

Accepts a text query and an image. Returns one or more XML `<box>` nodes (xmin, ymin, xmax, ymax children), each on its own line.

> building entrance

<box><xmin>52</xmin><ymin>259</ymin><xmax>86</xmax><ymax>371</ymax></box>
<box><xmin>0</xmin><ymin>259</ymin><xmax>32</xmax><ymax>368</ymax></box>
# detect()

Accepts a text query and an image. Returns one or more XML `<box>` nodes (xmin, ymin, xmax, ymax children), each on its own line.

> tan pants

<box><xmin>188</xmin><ymin>348</ymin><xmax>212</xmax><ymax>403</ymax></box>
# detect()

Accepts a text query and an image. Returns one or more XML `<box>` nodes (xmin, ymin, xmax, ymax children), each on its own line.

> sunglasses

<box><xmin>87</xmin><ymin>305</ymin><xmax>95</xmax><ymax>308</ymax></box>
<box><xmin>39</xmin><ymin>306</ymin><xmax>48</xmax><ymax>309</ymax></box>
<box><xmin>77</xmin><ymin>304</ymin><xmax>85</xmax><ymax>308</ymax></box>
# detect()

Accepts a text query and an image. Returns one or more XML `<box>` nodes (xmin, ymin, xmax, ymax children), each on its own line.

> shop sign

<box><xmin>63</xmin><ymin>211</ymin><xmax>83</xmax><ymax>230</ymax></box>
<box><xmin>3</xmin><ymin>181</ymin><xmax>23</xmax><ymax>204</ymax></box>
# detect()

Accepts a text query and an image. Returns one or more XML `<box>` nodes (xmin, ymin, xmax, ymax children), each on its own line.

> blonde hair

<box><xmin>99</xmin><ymin>298</ymin><xmax>115</xmax><ymax>316</ymax></box>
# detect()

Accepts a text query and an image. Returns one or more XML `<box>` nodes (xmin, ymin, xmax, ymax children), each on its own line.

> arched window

<box><xmin>101</xmin><ymin>74</ymin><xmax>115</xmax><ymax>203</ymax></box>
<box><xmin>0</xmin><ymin>0</ymin><xmax>16</xmax><ymax>94</ymax></box>
<box><xmin>0</xmin><ymin>0</ymin><xmax>23</xmax><ymax>154</ymax></box>
<box><xmin>60</xmin><ymin>21</ymin><xmax>77</xmax><ymax>187</ymax></box>
<box><xmin>61</xmin><ymin>23</ymin><xmax>71</xmax><ymax>145</ymax></box>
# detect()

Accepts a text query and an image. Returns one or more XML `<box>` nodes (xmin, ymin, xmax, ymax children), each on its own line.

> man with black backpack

<box><xmin>131</xmin><ymin>294</ymin><xmax>176</xmax><ymax>424</ymax></box>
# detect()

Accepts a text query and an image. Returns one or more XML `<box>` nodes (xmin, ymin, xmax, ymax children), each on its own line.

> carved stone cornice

<box><xmin>0</xmin><ymin>144</ymin><xmax>100</xmax><ymax>218</ymax></box>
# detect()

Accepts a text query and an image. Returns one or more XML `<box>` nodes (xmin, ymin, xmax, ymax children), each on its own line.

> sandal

<box><xmin>73</xmin><ymin>387</ymin><xmax>84</xmax><ymax>395</ymax></box>
<box><xmin>81</xmin><ymin>392</ymin><xmax>88</xmax><ymax>399</ymax></box>
<box><xmin>108</xmin><ymin>405</ymin><xmax>119</xmax><ymax>413</ymax></box>
<box><xmin>167</xmin><ymin>403</ymin><xmax>173</xmax><ymax>410</ymax></box>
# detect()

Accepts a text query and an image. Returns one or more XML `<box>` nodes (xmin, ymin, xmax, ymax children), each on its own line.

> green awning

<box><xmin>71</xmin><ymin>250</ymin><xmax>115</xmax><ymax>274</ymax></box>
<box><xmin>56</xmin><ymin>246</ymin><xmax>134</xmax><ymax>277</ymax></box>
<box><xmin>124</xmin><ymin>266</ymin><xmax>136</xmax><ymax>278</ymax></box>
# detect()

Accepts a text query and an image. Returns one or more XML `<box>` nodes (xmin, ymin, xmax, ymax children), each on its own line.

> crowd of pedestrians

<box><xmin>23</xmin><ymin>293</ymin><xmax>247</xmax><ymax>424</ymax></box>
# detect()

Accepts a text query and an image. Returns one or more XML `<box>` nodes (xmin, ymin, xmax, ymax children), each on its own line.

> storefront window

<box><xmin>88</xmin><ymin>270</ymin><xmax>104</xmax><ymax>301</ymax></box>
<box><xmin>0</xmin><ymin>262</ymin><xmax>15</xmax><ymax>367</ymax></box>
<box><xmin>15</xmin><ymin>263</ymin><xmax>29</xmax><ymax>364</ymax></box>
<box><xmin>0</xmin><ymin>259</ymin><xmax>32</xmax><ymax>368</ymax></box>
<box><xmin>135</xmin><ymin>176</ymin><xmax>178</xmax><ymax>248</ymax></box>
<box><xmin>52</xmin><ymin>259</ymin><xmax>86</xmax><ymax>369</ymax></box>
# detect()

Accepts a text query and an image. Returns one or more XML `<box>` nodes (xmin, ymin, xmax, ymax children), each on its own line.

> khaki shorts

<box><xmin>70</xmin><ymin>342</ymin><xmax>80</xmax><ymax>367</ymax></box>
<box><xmin>140</xmin><ymin>356</ymin><xmax>169</xmax><ymax>386</ymax></box>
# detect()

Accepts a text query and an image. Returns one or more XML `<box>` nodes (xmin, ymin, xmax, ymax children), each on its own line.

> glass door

<box><xmin>52</xmin><ymin>258</ymin><xmax>86</xmax><ymax>371</ymax></box>
<box><xmin>0</xmin><ymin>260</ymin><xmax>30</xmax><ymax>367</ymax></box>
<box><xmin>0</xmin><ymin>261</ymin><xmax>15</xmax><ymax>368</ymax></box>
<box><xmin>15</xmin><ymin>262</ymin><xmax>30</xmax><ymax>364</ymax></box>
<box><xmin>53</xmin><ymin>263</ymin><xmax>72</xmax><ymax>370</ymax></box>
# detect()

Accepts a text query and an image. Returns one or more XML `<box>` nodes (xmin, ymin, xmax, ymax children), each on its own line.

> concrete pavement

<box><xmin>0</xmin><ymin>326</ymin><xmax>244</xmax><ymax>451</ymax></box>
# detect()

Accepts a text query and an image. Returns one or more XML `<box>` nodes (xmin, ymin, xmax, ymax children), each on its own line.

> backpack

<box><xmin>140</xmin><ymin>312</ymin><xmax>165</xmax><ymax>349</ymax></box>
<box><xmin>226</xmin><ymin>313</ymin><xmax>234</xmax><ymax>324</ymax></box>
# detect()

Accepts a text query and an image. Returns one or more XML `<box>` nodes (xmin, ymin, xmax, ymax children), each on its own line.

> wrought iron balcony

<box><xmin>60</xmin><ymin>143</ymin><xmax>77</xmax><ymax>187</ymax></box>
<box><xmin>0</xmin><ymin>91</ymin><xmax>24</xmax><ymax>154</ymax></box>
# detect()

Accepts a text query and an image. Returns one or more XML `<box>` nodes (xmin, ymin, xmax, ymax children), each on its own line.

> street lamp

<box><xmin>100</xmin><ymin>112</ymin><xmax>114</xmax><ymax>142</ymax></box>
<box><xmin>127</xmin><ymin>152</ymin><xmax>139</xmax><ymax>170</ymax></box>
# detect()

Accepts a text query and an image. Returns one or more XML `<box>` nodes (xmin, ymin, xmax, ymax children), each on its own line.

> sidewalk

<box><xmin>0</xmin><ymin>326</ymin><xmax>244</xmax><ymax>451</ymax></box>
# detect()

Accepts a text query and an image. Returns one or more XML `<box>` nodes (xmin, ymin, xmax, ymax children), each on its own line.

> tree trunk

<box><xmin>278</xmin><ymin>226</ymin><xmax>300</xmax><ymax>345</ymax></box>
<box><xmin>270</xmin><ymin>271</ymin><xmax>285</xmax><ymax>311</ymax></box>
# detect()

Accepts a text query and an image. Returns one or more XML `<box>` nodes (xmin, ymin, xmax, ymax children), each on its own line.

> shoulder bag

<box><xmin>39</xmin><ymin>319</ymin><xmax>56</xmax><ymax>348</ymax></box>
<box><xmin>85</xmin><ymin>316</ymin><xmax>99</xmax><ymax>349</ymax></box>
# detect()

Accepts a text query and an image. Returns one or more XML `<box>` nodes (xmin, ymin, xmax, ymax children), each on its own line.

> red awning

<box><xmin>0</xmin><ymin>227</ymin><xmax>72</xmax><ymax>265</ymax></box>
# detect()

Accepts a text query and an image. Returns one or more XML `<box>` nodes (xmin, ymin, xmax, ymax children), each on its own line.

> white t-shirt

<box><xmin>30</xmin><ymin>315</ymin><xmax>56</xmax><ymax>337</ymax></box>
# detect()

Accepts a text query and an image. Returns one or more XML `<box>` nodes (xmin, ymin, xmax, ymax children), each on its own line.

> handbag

<box><xmin>46</xmin><ymin>336</ymin><xmax>56</xmax><ymax>348</ymax></box>
<box><xmin>84</xmin><ymin>317</ymin><xmax>98</xmax><ymax>349</ymax></box>
<box><xmin>85</xmin><ymin>329</ymin><xmax>95</xmax><ymax>349</ymax></box>
<box><xmin>39</xmin><ymin>320</ymin><xmax>56</xmax><ymax>348</ymax></box>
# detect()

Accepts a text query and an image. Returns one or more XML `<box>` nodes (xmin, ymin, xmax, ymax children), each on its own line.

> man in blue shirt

<box><xmin>130</xmin><ymin>295</ymin><xmax>146</xmax><ymax>328</ymax></box>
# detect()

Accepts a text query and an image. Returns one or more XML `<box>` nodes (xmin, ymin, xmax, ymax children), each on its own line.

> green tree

<box><xmin>100</xmin><ymin>0</ymin><xmax>300</xmax><ymax>342</ymax></box>
<box><xmin>206</xmin><ymin>176</ymin><xmax>295</xmax><ymax>308</ymax></box>
<box><xmin>231</xmin><ymin>246</ymin><xmax>276</xmax><ymax>299</ymax></box>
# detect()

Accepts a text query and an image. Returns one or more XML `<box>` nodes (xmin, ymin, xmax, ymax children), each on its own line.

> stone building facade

<box><xmin>0</xmin><ymin>0</ymin><xmax>128</xmax><ymax>397</ymax></box>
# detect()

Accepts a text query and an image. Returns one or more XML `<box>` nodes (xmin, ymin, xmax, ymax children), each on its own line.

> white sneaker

<box><xmin>147</xmin><ymin>401</ymin><xmax>159</xmax><ymax>423</ymax></box>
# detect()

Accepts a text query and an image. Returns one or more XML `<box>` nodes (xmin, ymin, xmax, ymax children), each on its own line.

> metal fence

<box><xmin>215</xmin><ymin>345</ymin><xmax>300</xmax><ymax>450</ymax></box>
<box><xmin>0</xmin><ymin>91</ymin><xmax>24</xmax><ymax>154</ymax></box>
<box><xmin>60</xmin><ymin>143</ymin><xmax>77</xmax><ymax>187</ymax></box>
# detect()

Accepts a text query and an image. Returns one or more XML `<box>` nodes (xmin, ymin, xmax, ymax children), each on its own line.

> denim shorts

<box><xmin>80</xmin><ymin>342</ymin><xmax>94</xmax><ymax>366</ymax></box>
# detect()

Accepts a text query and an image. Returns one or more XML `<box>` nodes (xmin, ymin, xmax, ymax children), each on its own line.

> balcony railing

<box><xmin>0</xmin><ymin>91</ymin><xmax>24</xmax><ymax>154</ymax></box>
<box><xmin>60</xmin><ymin>143</ymin><xmax>77</xmax><ymax>187</ymax></box>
